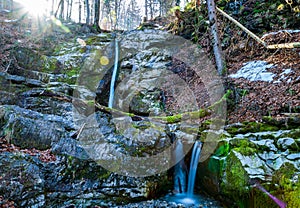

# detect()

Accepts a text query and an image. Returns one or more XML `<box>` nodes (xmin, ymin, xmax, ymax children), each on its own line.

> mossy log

<box><xmin>95</xmin><ymin>102</ymin><xmax>211</xmax><ymax>124</ymax></box>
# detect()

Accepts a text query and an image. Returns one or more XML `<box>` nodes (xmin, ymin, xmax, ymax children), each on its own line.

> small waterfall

<box><xmin>173</xmin><ymin>139</ymin><xmax>187</xmax><ymax>193</ymax></box>
<box><xmin>108</xmin><ymin>38</ymin><xmax>119</xmax><ymax>108</ymax></box>
<box><xmin>173</xmin><ymin>140</ymin><xmax>202</xmax><ymax>195</ymax></box>
<box><xmin>168</xmin><ymin>141</ymin><xmax>203</xmax><ymax>205</ymax></box>
<box><xmin>187</xmin><ymin>141</ymin><xmax>202</xmax><ymax>196</ymax></box>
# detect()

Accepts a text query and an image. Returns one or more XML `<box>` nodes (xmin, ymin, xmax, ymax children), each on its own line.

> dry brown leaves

<box><xmin>0</xmin><ymin>138</ymin><xmax>56</xmax><ymax>163</ymax></box>
<box><xmin>0</xmin><ymin>195</ymin><xmax>15</xmax><ymax>208</ymax></box>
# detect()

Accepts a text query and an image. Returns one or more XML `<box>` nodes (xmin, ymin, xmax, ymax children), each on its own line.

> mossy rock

<box><xmin>85</xmin><ymin>34</ymin><xmax>112</xmax><ymax>45</ymax></box>
<box><xmin>221</xmin><ymin>151</ymin><xmax>250</xmax><ymax>200</ymax></box>
<box><xmin>280</xmin><ymin>129</ymin><xmax>300</xmax><ymax>140</ymax></box>
<box><xmin>226</xmin><ymin>122</ymin><xmax>279</xmax><ymax>135</ymax></box>
<box><xmin>230</xmin><ymin>138</ymin><xmax>258</xmax><ymax>156</ymax></box>
<box><xmin>12</xmin><ymin>47</ymin><xmax>45</xmax><ymax>70</ymax></box>
<box><xmin>271</xmin><ymin>163</ymin><xmax>300</xmax><ymax>208</ymax></box>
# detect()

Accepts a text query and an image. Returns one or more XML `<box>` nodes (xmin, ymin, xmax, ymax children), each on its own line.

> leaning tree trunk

<box><xmin>207</xmin><ymin>0</ymin><xmax>224</xmax><ymax>76</ymax></box>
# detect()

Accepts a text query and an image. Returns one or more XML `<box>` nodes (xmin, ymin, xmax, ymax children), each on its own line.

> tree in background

<box><xmin>84</xmin><ymin>0</ymin><xmax>90</xmax><ymax>24</ymax></box>
<box><xmin>94</xmin><ymin>0</ymin><xmax>101</xmax><ymax>30</ymax></box>
<box><xmin>207</xmin><ymin>0</ymin><xmax>224</xmax><ymax>75</ymax></box>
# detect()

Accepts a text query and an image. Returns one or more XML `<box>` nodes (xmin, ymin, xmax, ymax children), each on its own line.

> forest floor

<box><xmin>153</xmin><ymin>7</ymin><xmax>300</xmax><ymax>124</ymax></box>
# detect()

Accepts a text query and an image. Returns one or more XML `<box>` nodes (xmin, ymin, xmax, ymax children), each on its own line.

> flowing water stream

<box><xmin>165</xmin><ymin>141</ymin><xmax>206</xmax><ymax>206</ymax></box>
<box><xmin>187</xmin><ymin>141</ymin><xmax>202</xmax><ymax>196</ymax></box>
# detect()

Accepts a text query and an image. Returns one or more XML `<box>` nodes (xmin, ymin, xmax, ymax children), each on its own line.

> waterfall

<box><xmin>173</xmin><ymin>139</ymin><xmax>187</xmax><ymax>193</ymax></box>
<box><xmin>173</xmin><ymin>140</ymin><xmax>202</xmax><ymax>195</ymax></box>
<box><xmin>167</xmin><ymin>141</ymin><xmax>204</xmax><ymax>205</ymax></box>
<box><xmin>187</xmin><ymin>141</ymin><xmax>202</xmax><ymax>196</ymax></box>
<box><xmin>108</xmin><ymin>38</ymin><xmax>119</xmax><ymax>108</ymax></box>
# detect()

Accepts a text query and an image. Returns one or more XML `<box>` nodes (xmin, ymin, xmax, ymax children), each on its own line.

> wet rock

<box><xmin>11</xmin><ymin>47</ymin><xmax>45</xmax><ymax>70</ymax></box>
<box><xmin>250</xmin><ymin>139</ymin><xmax>278</xmax><ymax>151</ymax></box>
<box><xmin>287</xmin><ymin>153</ymin><xmax>300</xmax><ymax>160</ymax></box>
<box><xmin>0</xmin><ymin>105</ymin><xmax>72</xmax><ymax>150</ymax></box>
<box><xmin>277</xmin><ymin>137</ymin><xmax>298</xmax><ymax>151</ymax></box>
<box><xmin>0</xmin><ymin>152</ymin><xmax>45</xmax><ymax>207</ymax></box>
<box><xmin>7</xmin><ymin>67</ymin><xmax>51</xmax><ymax>83</ymax></box>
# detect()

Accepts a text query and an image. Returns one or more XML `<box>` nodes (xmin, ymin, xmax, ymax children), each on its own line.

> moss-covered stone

<box><xmin>221</xmin><ymin>151</ymin><xmax>251</xmax><ymax>203</ymax></box>
<box><xmin>230</xmin><ymin>138</ymin><xmax>257</xmax><ymax>156</ymax></box>
<box><xmin>85</xmin><ymin>34</ymin><xmax>112</xmax><ymax>45</ymax></box>
<box><xmin>272</xmin><ymin>163</ymin><xmax>300</xmax><ymax>208</ymax></box>
<box><xmin>226</xmin><ymin>122</ymin><xmax>279</xmax><ymax>135</ymax></box>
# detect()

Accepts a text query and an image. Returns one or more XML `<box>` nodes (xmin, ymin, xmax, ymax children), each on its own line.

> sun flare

<box><xmin>15</xmin><ymin>0</ymin><xmax>50</xmax><ymax>17</ymax></box>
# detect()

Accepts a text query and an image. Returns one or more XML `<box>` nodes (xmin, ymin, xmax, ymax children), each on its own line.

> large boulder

<box><xmin>197</xmin><ymin>122</ymin><xmax>300</xmax><ymax>207</ymax></box>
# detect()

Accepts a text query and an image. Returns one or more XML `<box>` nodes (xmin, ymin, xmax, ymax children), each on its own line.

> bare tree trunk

<box><xmin>85</xmin><ymin>0</ymin><xmax>90</xmax><ymax>25</ymax></box>
<box><xmin>114</xmin><ymin>0</ymin><xmax>118</xmax><ymax>29</ymax></box>
<box><xmin>51</xmin><ymin>0</ymin><xmax>55</xmax><ymax>15</ymax></box>
<box><xmin>59</xmin><ymin>0</ymin><xmax>64</xmax><ymax>19</ymax></box>
<box><xmin>94</xmin><ymin>0</ymin><xmax>100</xmax><ymax>30</ymax></box>
<box><xmin>207</xmin><ymin>0</ymin><xmax>224</xmax><ymax>75</ymax></box>
<box><xmin>79</xmin><ymin>1</ymin><xmax>82</xmax><ymax>22</ymax></box>
<box><xmin>149</xmin><ymin>0</ymin><xmax>153</xmax><ymax>19</ymax></box>
<box><xmin>55</xmin><ymin>0</ymin><xmax>63</xmax><ymax>18</ymax></box>
<box><xmin>68</xmin><ymin>0</ymin><xmax>73</xmax><ymax>20</ymax></box>
<box><xmin>66</xmin><ymin>0</ymin><xmax>69</xmax><ymax>19</ymax></box>
<box><xmin>144</xmin><ymin>0</ymin><xmax>148</xmax><ymax>20</ymax></box>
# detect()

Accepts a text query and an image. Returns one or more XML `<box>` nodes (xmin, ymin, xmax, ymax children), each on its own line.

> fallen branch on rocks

<box><xmin>94</xmin><ymin>102</ymin><xmax>211</xmax><ymax>124</ymax></box>
<box><xmin>216</xmin><ymin>7</ymin><xmax>300</xmax><ymax>49</ymax></box>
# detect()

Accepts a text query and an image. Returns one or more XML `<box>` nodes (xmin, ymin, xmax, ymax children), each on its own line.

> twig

<box><xmin>4</xmin><ymin>59</ymin><xmax>12</xmax><ymax>72</ymax></box>
<box><xmin>76</xmin><ymin>123</ymin><xmax>86</xmax><ymax>140</ymax></box>
<box><xmin>216</xmin><ymin>7</ymin><xmax>267</xmax><ymax>47</ymax></box>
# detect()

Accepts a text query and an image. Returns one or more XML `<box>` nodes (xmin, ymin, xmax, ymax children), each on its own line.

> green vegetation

<box><xmin>226</xmin><ymin>121</ymin><xmax>279</xmax><ymax>135</ymax></box>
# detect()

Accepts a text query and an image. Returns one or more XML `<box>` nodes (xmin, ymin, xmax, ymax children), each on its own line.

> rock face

<box><xmin>0</xmin><ymin>31</ymin><xmax>176</xmax><ymax>207</ymax></box>
<box><xmin>197</xmin><ymin>122</ymin><xmax>300</xmax><ymax>207</ymax></box>
<box><xmin>1</xmin><ymin>28</ymin><xmax>218</xmax><ymax>207</ymax></box>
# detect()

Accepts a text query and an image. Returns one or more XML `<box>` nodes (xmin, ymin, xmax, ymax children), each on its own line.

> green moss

<box><xmin>232</xmin><ymin>139</ymin><xmax>257</xmax><ymax>156</ymax></box>
<box><xmin>213</xmin><ymin>142</ymin><xmax>230</xmax><ymax>157</ymax></box>
<box><xmin>252</xmin><ymin>187</ymin><xmax>279</xmax><ymax>208</ymax></box>
<box><xmin>222</xmin><ymin>152</ymin><xmax>250</xmax><ymax>197</ymax></box>
<box><xmin>227</xmin><ymin>122</ymin><xmax>279</xmax><ymax>135</ymax></box>
<box><xmin>65</xmin><ymin>156</ymin><xmax>110</xmax><ymax>180</ymax></box>
<box><xmin>281</xmin><ymin>129</ymin><xmax>300</xmax><ymax>139</ymax></box>
<box><xmin>166</xmin><ymin>114</ymin><xmax>182</xmax><ymax>123</ymax></box>
<box><xmin>272</xmin><ymin>163</ymin><xmax>300</xmax><ymax>208</ymax></box>
<box><xmin>42</xmin><ymin>56</ymin><xmax>59</xmax><ymax>73</ymax></box>
<box><xmin>85</xmin><ymin>34</ymin><xmax>112</xmax><ymax>45</ymax></box>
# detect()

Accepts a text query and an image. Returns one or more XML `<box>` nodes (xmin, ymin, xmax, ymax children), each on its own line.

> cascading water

<box><xmin>166</xmin><ymin>140</ymin><xmax>203</xmax><ymax>205</ymax></box>
<box><xmin>108</xmin><ymin>37</ymin><xmax>119</xmax><ymax>108</ymax></box>
<box><xmin>173</xmin><ymin>139</ymin><xmax>187</xmax><ymax>193</ymax></box>
<box><xmin>187</xmin><ymin>141</ymin><xmax>202</xmax><ymax>196</ymax></box>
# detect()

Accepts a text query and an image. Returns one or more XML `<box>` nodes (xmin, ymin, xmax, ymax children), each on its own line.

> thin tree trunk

<box><xmin>207</xmin><ymin>0</ymin><xmax>224</xmax><ymax>75</ymax></box>
<box><xmin>59</xmin><ymin>0</ymin><xmax>64</xmax><ymax>19</ymax></box>
<box><xmin>94</xmin><ymin>0</ymin><xmax>100</xmax><ymax>31</ymax></box>
<box><xmin>55</xmin><ymin>0</ymin><xmax>63</xmax><ymax>18</ymax></box>
<box><xmin>68</xmin><ymin>0</ymin><xmax>73</xmax><ymax>20</ymax></box>
<box><xmin>85</xmin><ymin>0</ymin><xmax>90</xmax><ymax>25</ymax></box>
<box><xmin>79</xmin><ymin>1</ymin><xmax>82</xmax><ymax>22</ymax></box>
<box><xmin>145</xmin><ymin>0</ymin><xmax>148</xmax><ymax>20</ymax></box>
<box><xmin>114</xmin><ymin>0</ymin><xmax>118</xmax><ymax>29</ymax></box>
<box><xmin>51</xmin><ymin>0</ymin><xmax>55</xmax><ymax>15</ymax></box>
<box><xmin>150</xmin><ymin>0</ymin><xmax>153</xmax><ymax>19</ymax></box>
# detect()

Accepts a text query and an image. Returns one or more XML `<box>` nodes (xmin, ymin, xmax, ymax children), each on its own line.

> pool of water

<box><xmin>163</xmin><ymin>193</ymin><xmax>223</xmax><ymax>208</ymax></box>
